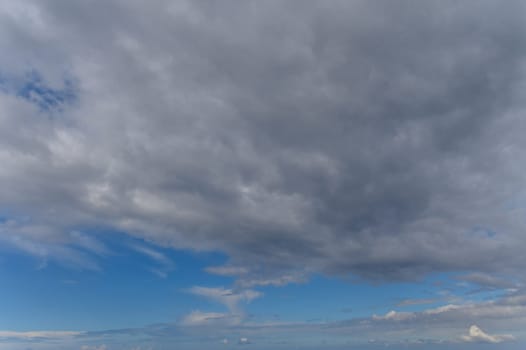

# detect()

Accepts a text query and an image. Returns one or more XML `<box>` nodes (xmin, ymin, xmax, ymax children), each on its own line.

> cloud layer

<box><xmin>1</xmin><ymin>0</ymin><xmax>526</xmax><ymax>284</ymax></box>
<box><xmin>5</xmin><ymin>288</ymin><xmax>526</xmax><ymax>348</ymax></box>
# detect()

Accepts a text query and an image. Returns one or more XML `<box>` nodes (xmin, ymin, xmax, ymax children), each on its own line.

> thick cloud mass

<box><xmin>1</xmin><ymin>0</ymin><xmax>526</xmax><ymax>281</ymax></box>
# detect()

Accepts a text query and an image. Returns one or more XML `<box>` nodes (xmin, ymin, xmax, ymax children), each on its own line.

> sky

<box><xmin>1</xmin><ymin>0</ymin><xmax>526</xmax><ymax>349</ymax></box>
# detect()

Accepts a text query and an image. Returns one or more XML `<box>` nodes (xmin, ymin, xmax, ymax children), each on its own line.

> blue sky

<box><xmin>1</xmin><ymin>236</ymin><xmax>469</xmax><ymax>331</ymax></box>
<box><xmin>2</xmin><ymin>1</ymin><xmax>526</xmax><ymax>349</ymax></box>
<box><xmin>1</xmin><ymin>229</ymin><xmax>522</xmax><ymax>349</ymax></box>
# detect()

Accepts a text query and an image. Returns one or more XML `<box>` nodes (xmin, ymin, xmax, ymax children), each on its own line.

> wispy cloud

<box><xmin>0</xmin><ymin>222</ymin><xmax>101</xmax><ymax>270</ymax></box>
<box><xmin>237</xmin><ymin>273</ymin><xmax>307</xmax><ymax>288</ymax></box>
<box><xmin>457</xmin><ymin>272</ymin><xmax>519</xmax><ymax>291</ymax></box>
<box><xmin>182</xmin><ymin>286</ymin><xmax>262</xmax><ymax>327</ymax></box>
<box><xmin>0</xmin><ymin>330</ymin><xmax>82</xmax><ymax>339</ymax></box>
<box><xmin>396</xmin><ymin>298</ymin><xmax>439</xmax><ymax>307</ymax></box>
<box><xmin>205</xmin><ymin>266</ymin><xmax>248</xmax><ymax>277</ymax></box>
<box><xmin>130</xmin><ymin>244</ymin><xmax>175</xmax><ymax>277</ymax></box>
<box><xmin>181</xmin><ymin>311</ymin><xmax>241</xmax><ymax>327</ymax></box>
<box><xmin>70</xmin><ymin>231</ymin><xmax>109</xmax><ymax>256</ymax></box>
<box><xmin>187</xmin><ymin>286</ymin><xmax>261</xmax><ymax>314</ymax></box>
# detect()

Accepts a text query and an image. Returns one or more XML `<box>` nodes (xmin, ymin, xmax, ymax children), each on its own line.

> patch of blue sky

<box><xmin>0</xmin><ymin>70</ymin><xmax>76</xmax><ymax>112</ymax></box>
<box><xmin>0</xmin><ymin>226</ymin><xmax>514</xmax><ymax>340</ymax></box>
<box><xmin>0</xmin><ymin>231</ymin><xmax>231</xmax><ymax>331</ymax></box>
<box><xmin>424</xmin><ymin>270</ymin><xmax>519</xmax><ymax>309</ymax></box>
<box><xmin>469</xmin><ymin>226</ymin><xmax>497</xmax><ymax>238</ymax></box>
<box><xmin>1</xmin><ymin>228</ymin><xmax>492</xmax><ymax>334</ymax></box>
<box><xmin>249</xmin><ymin>272</ymin><xmax>460</xmax><ymax>324</ymax></box>
<box><xmin>457</xmin><ymin>280</ymin><xmax>514</xmax><ymax>303</ymax></box>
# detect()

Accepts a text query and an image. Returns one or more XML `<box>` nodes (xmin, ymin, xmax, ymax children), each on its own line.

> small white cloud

<box><xmin>130</xmin><ymin>244</ymin><xmax>175</xmax><ymax>277</ymax></box>
<box><xmin>422</xmin><ymin>304</ymin><xmax>460</xmax><ymax>315</ymax></box>
<box><xmin>237</xmin><ymin>273</ymin><xmax>306</xmax><ymax>288</ymax></box>
<box><xmin>372</xmin><ymin>310</ymin><xmax>415</xmax><ymax>321</ymax></box>
<box><xmin>188</xmin><ymin>286</ymin><xmax>262</xmax><ymax>313</ymax></box>
<box><xmin>150</xmin><ymin>268</ymin><xmax>168</xmax><ymax>279</ymax></box>
<box><xmin>238</xmin><ymin>337</ymin><xmax>250</xmax><ymax>345</ymax></box>
<box><xmin>461</xmin><ymin>325</ymin><xmax>514</xmax><ymax>343</ymax></box>
<box><xmin>130</xmin><ymin>244</ymin><xmax>173</xmax><ymax>266</ymax></box>
<box><xmin>182</xmin><ymin>311</ymin><xmax>240</xmax><ymax>326</ymax></box>
<box><xmin>183</xmin><ymin>286</ymin><xmax>262</xmax><ymax>327</ymax></box>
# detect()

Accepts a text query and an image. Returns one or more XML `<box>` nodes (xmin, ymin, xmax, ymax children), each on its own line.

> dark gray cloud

<box><xmin>1</xmin><ymin>0</ymin><xmax>526</xmax><ymax>282</ymax></box>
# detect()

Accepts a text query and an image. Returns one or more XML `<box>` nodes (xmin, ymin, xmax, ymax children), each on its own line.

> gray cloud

<box><xmin>1</xmin><ymin>0</ymin><xmax>526</xmax><ymax>283</ymax></box>
<box><xmin>458</xmin><ymin>272</ymin><xmax>520</xmax><ymax>291</ymax></box>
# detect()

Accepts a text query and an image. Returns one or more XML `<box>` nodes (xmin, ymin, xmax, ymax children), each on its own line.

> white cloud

<box><xmin>187</xmin><ymin>286</ymin><xmax>261</xmax><ymax>313</ymax></box>
<box><xmin>372</xmin><ymin>310</ymin><xmax>415</xmax><ymax>321</ymax></box>
<box><xmin>0</xmin><ymin>222</ymin><xmax>100</xmax><ymax>270</ymax></box>
<box><xmin>322</xmin><ymin>291</ymin><xmax>526</xmax><ymax>344</ymax></box>
<box><xmin>205</xmin><ymin>266</ymin><xmax>307</xmax><ymax>288</ymax></box>
<box><xmin>422</xmin><ymin>304</ymin><xmax>461</xmax><ymax>315</ymax></box>
<box><xmin>0</xmin><ymin>330</ymin><xmax>81</xmax><ymax>339</ymax></box>
<box><xmin>130</xmin><ymin>244</ymin><xmax>175</xmax><ymax>277</ymax></box>
<box><xmin>237</xmin><ymin>273</ymin><xmax>307</xmax><ymax>288</ymax></box>
<box><xmin>130</xmin><ymin>244</ymin><xmax>172</xmax><ymax>266</ymax></box>
<box><xmin>461</xmin><ymin>324</ymin><xmax>514</xmax><ymax>343</ymax></box>
<box><xmin>182</xmin><ymin>286</ymin><xmax>262</xmax><ymax>327</ymax></box>
<box><xmin>238</xmin><ymin>337</ymin><xmax>250</xmax><ymax>345</ymax></box>
<box><xmin>181</xmin><ymin>311</ymin><xmax>240</xmax><ymax>326</ymax></box>
<box><xmin>372</xmin><ymin>304</ymin><xmax>463</xmax><ymax>322</ymax></box>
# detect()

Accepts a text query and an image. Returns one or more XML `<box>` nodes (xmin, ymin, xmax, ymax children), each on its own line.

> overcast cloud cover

<box><xmin>2</xmin><ymin>0</ymin><xmax>526</xmax><ymax>349</ymax></box>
